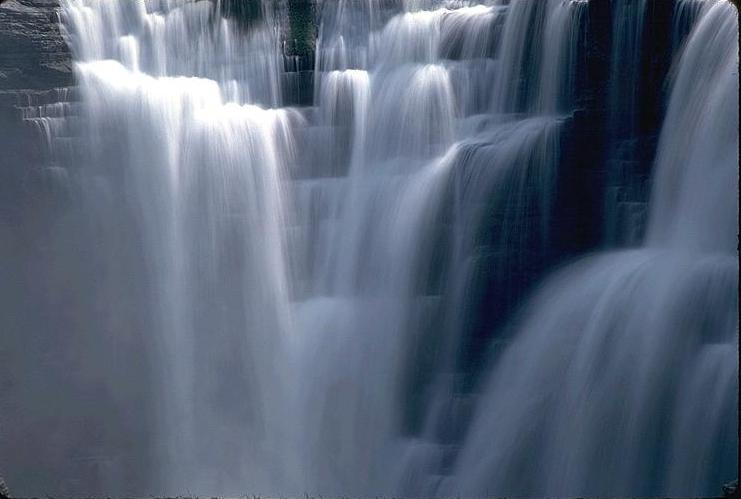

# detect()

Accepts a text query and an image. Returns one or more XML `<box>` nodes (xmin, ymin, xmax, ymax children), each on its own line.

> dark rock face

<box><xmin>0</xmin><ymin>0</ymin><xmax>71</xmax><ymax>222</ymax></box>
<box><xmin>555</xmin><ymin>0</ymin><xmax>678</xmax><ymax>252</ymax></box>
<box><xmin>0</xmin><ymin>3</ymin><xmax>76</xmax><ymax>490</ymax></box>
<box><xmin>0</xmin><ymin>0</ymin><xmax>72</xmax><ymax>182</ymax></box>
<box><xmin>280</xmin><ymin>0</ymin><xmax>317</xmax><ymax>106</ymax></box>
<box><xmin>0</xmin><ymin>0</ymin><xmax>71</xmax><ymax>91</ymax></box>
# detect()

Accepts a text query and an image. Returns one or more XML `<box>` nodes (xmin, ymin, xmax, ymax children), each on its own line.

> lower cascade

<box><xmin>0</xmin><ymin>0</ymin><xmax>737</xmax><ymax>496</ymax></box>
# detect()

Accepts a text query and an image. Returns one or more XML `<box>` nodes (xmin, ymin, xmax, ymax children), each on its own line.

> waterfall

<box><xmin>0</xmin><ymin>0</ymin><xmax>736</xmax><ymax>496</ymax></box>
<box><xmin>56</xmin><ymin>0</ymin><xmax>297</xmax><ymax>492</ymax></box>
<box><xmin>448</xmin><ymin>1</ymin><xmax>738</xmax><ymax>496</ymax></box>
<box><xmin>647</xmin><ymin>0</ymin><xmax>738</xmax><ymax>252</ymax></box>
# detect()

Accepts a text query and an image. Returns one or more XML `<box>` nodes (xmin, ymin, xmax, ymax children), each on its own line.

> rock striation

<box><xmin>0</xmin><ymin>0</ymin><xmax>71</xmax><ymax>91</ymax></box>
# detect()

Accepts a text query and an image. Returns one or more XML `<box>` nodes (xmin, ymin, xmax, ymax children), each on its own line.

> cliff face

<box><xmin>0</xmin><ymin>0</ymin><xmax>71</xmax><ymax>91</ymax></box>
<box><xmin>0</xmin><ymin>3</ymin><xmax>69</xmax><ymax>493</ymax></box>
<box><xmin>0</xmin><ymin>0</ymin><xmax>72</xmax><ymax>227</ymax></box>
<box><xmin>0</xmin><ymin>0</ymin><xmax>71</xmax><ymax>229</ymax></box>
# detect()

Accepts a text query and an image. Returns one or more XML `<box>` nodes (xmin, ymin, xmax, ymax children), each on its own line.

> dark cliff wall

<box><xmin>0</xmin><ymin>0</ymin><xmax>71</xmax><ymax>252</ymax></box>
<box><xmin>555</xmin><ymin>0</ymin><xmax>677</xmax><ymax>256</ymax></box>
<box><xmin>281</xmin><ymin>0</ymin><xmax>316</xmax><ymax>105</ymax></box>
<box><xmin>0</xmin><ymin>2</ymin><xmax>75</xmax><ymax>492</ymax></box>
<box><xmin>0</xmin><ymin>0</ymin><xmax>72</xmax><ymax>232</ymax></box>
<box><xmin>0</xmin><ymin>0</ymin><xmax>71</xmax><ymax>90</ymax></box>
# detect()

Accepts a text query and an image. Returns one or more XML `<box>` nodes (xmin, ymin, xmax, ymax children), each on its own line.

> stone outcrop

<box><xmin>0</xmin><ymin>0</ymin><xmax>72</xmax><ymax>228</ymax></box>
<box><xmin>0</xmin><ymin>0</ymin><xmax>71</xmax><ymax>91</ymax></box>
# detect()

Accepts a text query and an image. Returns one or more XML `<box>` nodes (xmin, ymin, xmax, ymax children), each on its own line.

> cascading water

<box><xmin>0</xmin><ymin>0</ymin><xmax>736</xmax><ymax>496</ymax></box>
<box><xmin>447</xmin><ymin>1</ymin><xmax>738</xmax><ymax>496</ymax></box>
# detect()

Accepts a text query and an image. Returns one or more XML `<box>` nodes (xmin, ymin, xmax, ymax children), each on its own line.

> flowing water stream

<box><xmin>1</xmin><ymin>0</ymin><xmax>737</xmax><ymax>495</ymax></box>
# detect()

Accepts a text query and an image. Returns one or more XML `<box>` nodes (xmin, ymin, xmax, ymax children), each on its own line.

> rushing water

<box><xmin>0</xmin><ymin>0</ymin><xmax>737</xmax><ymax>496</ymax></box>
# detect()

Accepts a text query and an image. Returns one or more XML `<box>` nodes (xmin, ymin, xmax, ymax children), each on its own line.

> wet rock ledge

<box><xmin>0</xmin><ymin>0</ymin><xmax>72</xmax><ymax>92</ymax></box>
<box><xmin>0</xmin><ymin>0</ymin><xmax>72</xmax><ymax>228</ymax></box>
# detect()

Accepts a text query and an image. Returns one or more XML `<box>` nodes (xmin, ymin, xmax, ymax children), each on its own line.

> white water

<box><xmin>1</xmin><ymin>0</ymin><xmax>736</xmax><ymax>496</ymax></box>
